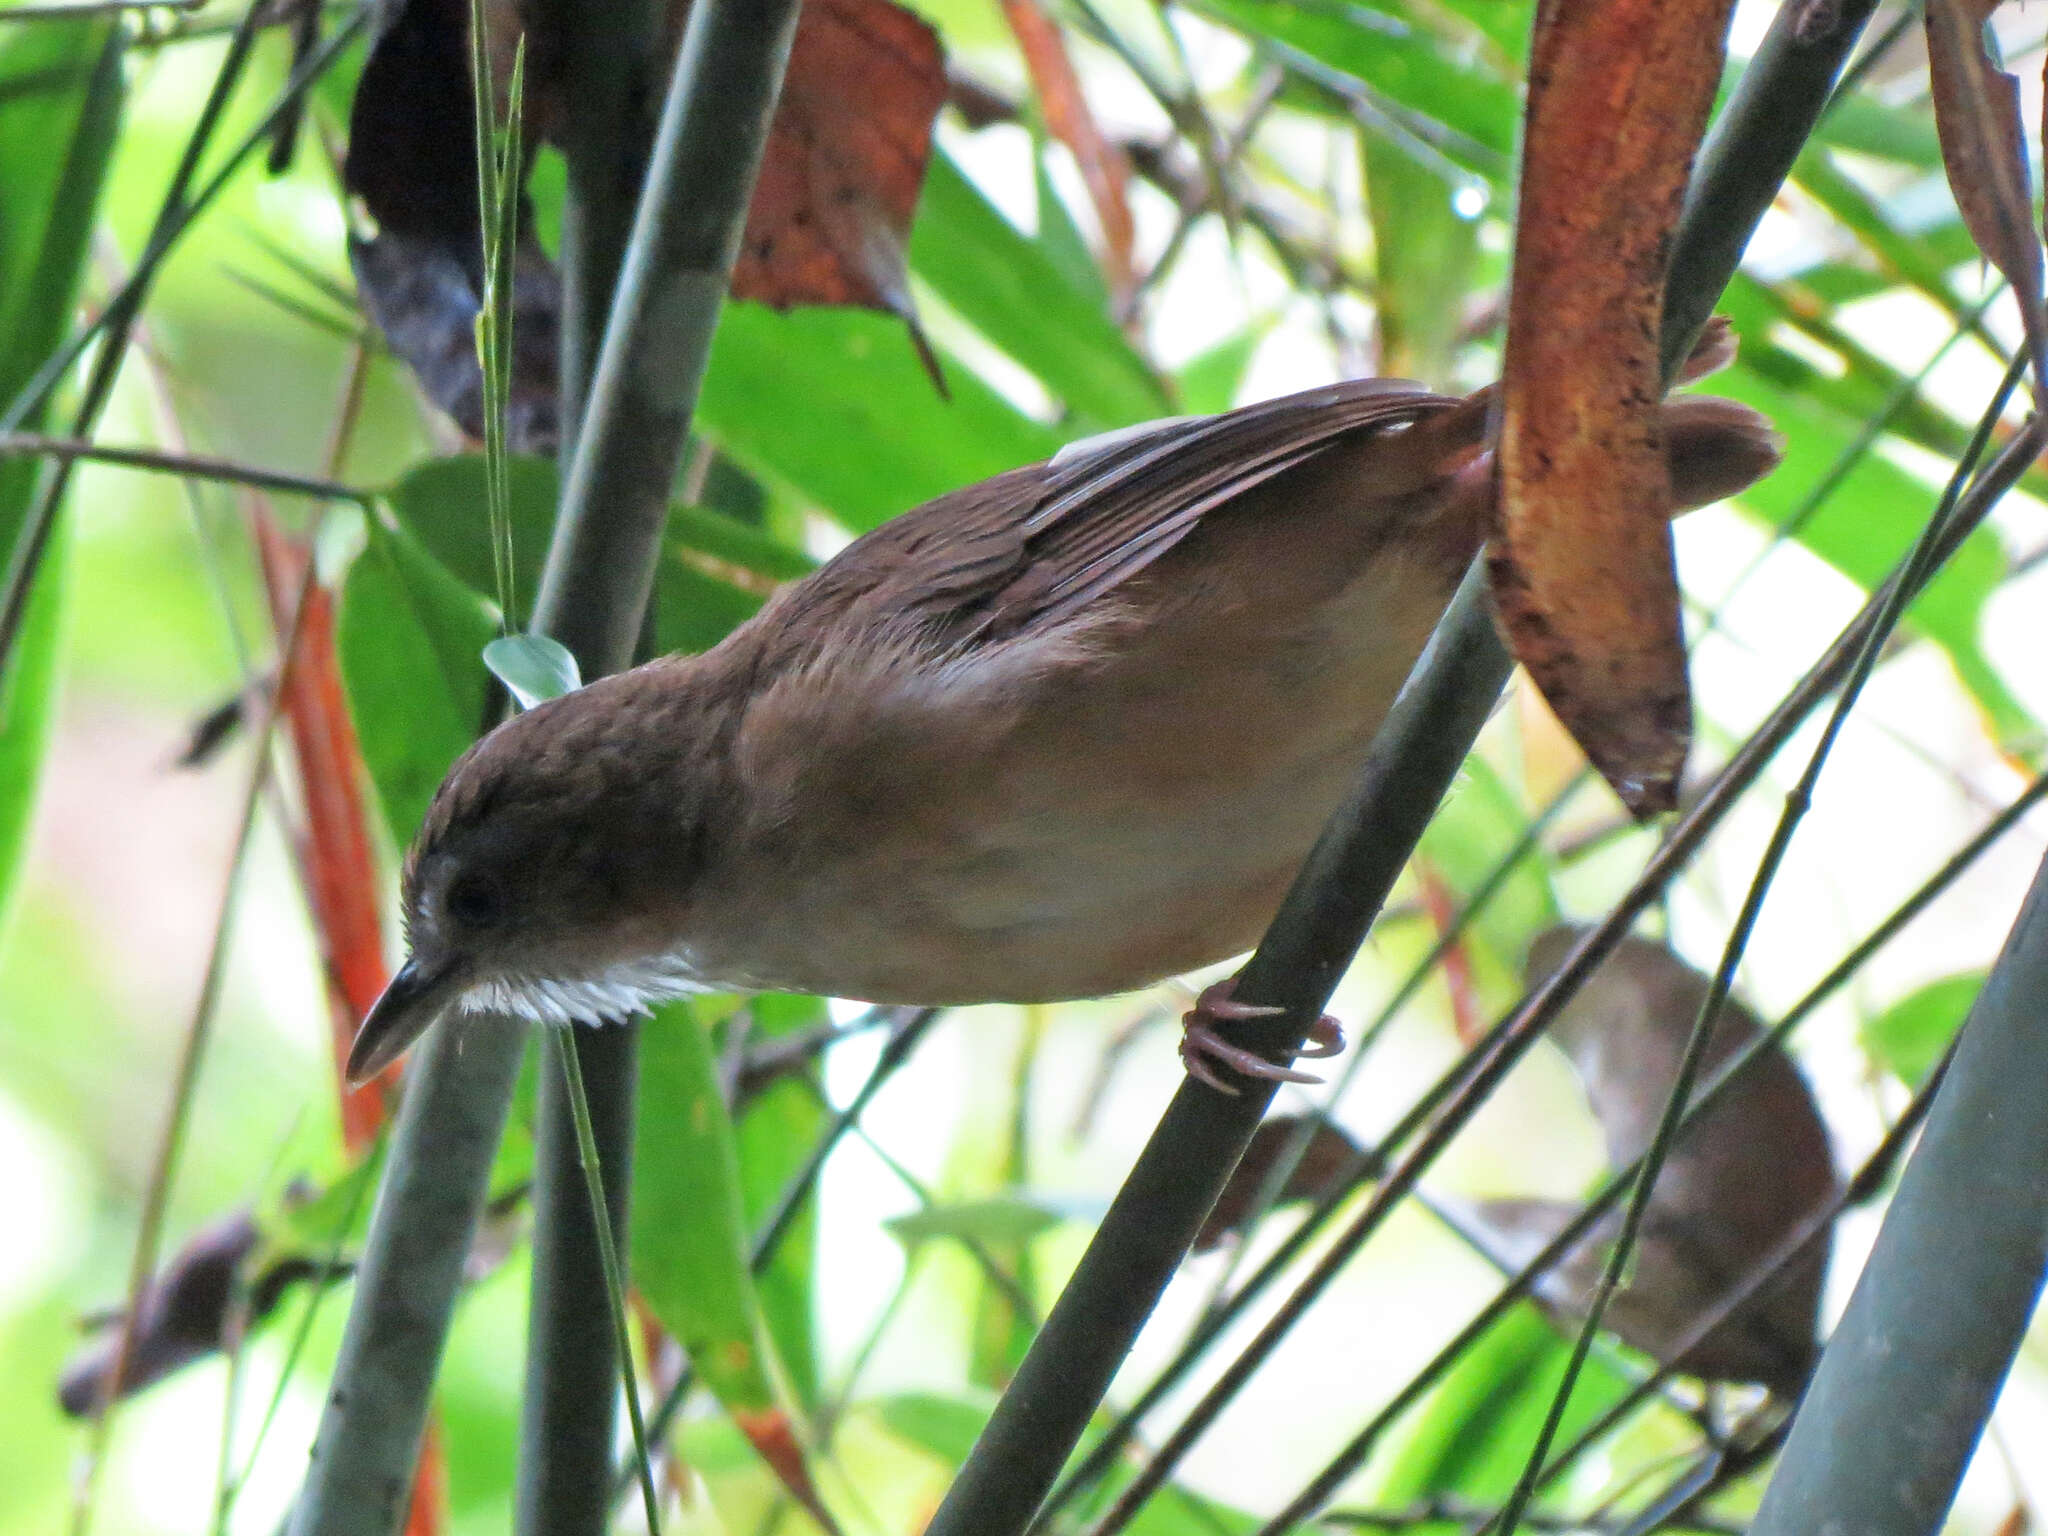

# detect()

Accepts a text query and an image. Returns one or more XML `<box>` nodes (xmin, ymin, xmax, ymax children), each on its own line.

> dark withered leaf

<box><xmin>174</xmin><ymin>682</ymin><xmax>261</xmax><ymax>769</ymax></box>
<box><xmin>342</xmin><ymin>0</ymin><xmax>945</xmax><ymax>449</ymax></box>
<box><xmin>1923</xmin><ymin>0</ymin><xmax>2048</xmax><ymax>393</ymax></box>
<box><xmin>348</xmin><ymin>227</ymin><xmax>560</xmax><ymax>450</ymax></box>
<box><xmin>1484</xmin><ymin>926</ymin><xmax>1840</xmax><ymax>1395</ymax></box>
<box><xmin>1196</xmin><ymin>1114</ymin><xmax>1377</xmax><ymax>1252</ymax></box>
<box><xmin>725</xmin><ymin>0</ymin><xmax>945</xmax><ymax>321</ymax></box>
<box><xmin>57</xmin><ymin>1213</ymin><xmax>320</xmax><ymax>1417</ymax></box>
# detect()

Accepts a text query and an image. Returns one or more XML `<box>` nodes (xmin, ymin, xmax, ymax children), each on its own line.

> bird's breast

<box><xmin>685</xmin><ymin>536</ymin><xmax>1465</xmax><ymax>1006</ymax></box>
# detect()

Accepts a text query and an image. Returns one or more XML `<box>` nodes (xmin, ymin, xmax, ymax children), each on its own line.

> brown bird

<box><xmin>346</xmin><ymin>353</ymin><xmax>1778</xmax><ymax>1089</ymax></box>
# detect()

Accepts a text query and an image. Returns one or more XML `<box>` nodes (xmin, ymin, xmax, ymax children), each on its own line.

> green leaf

<box><xmin>910</xmin><ymin>150</ymin><xmax>1168</xmax><ymax>428</ymax></box>
<box><xmin>0</xmin><ymin>19</ymin><xmax>123</xmax><ymax>935</ymax></box>
<box><xmin>1810</xmin><ymin>89</ymin><xmax>1943</xmax><ymax>169</ymax></box>
<box><xmin>381</xmin><ymin>453</ymin><xmax>559</xmax><ymax>611</ymax></box>
<box><xmin>1034</xmin><ymin>153</ymin><xmax>1110</xmax><ymax>311</ymax></box>
<box><xmin>1791</xmin><ymin>151</ymin><xmax>1975</xmax><ymax>330</ymax></box>
<box><xmin>699</xmin><ymin>304</ymin><xmax>1063</xmax><ymax>532</ymax></box>
<box><xmin>482</xmin><ymin>632</ymin><xmax>580</xmax><ymax>708</ymax></box>
<box><xmin>1714</xmin><ymin>362</ymin><xmax>2031</xmax><ymax>741</ymax></box>
<box><xmin>885</xmin><ymin>1193</ymin><xmax>1103</xmax><ymax>1248</ymax></box>
<box><xmin>669</xmin><ymin>503</ymin><xmax>816</xmax><ymax>583</ymax></box>
<box><xmin>1371</xmin><ymin>1306</ymin><xmax>1634</xmax><ymax>1513</ymax></box>
<box><xmin>632</xmin><ymin>997</ymin><xmax>790</xmax><ymax>1422</ymax></box>
<box><xmin>1173</xmin><ymin>327</ymin><xmax>1266</xmax><ymax>415</ymax></box>
<box><xmin>1364</xmin><ymin>129</ymin><xmax>1482</xmax><ymax>383</ymax></box>
<box><xmin>1192</xmin><ymin>0</ymin><xmax>1518</xmax><ymax>181</ymax></box>
<box><xmin>878</xmin><ymin>1389</ymin><xmax>997</xmax><ymax>1468</ymax></box>
<box><xmin>1864</xmin><ymin>973</ymin><xmax>1981</xmax><ymax>1088</ymax></box>
<box><xmin>337</xmin><ymin>513</ymin><xmax>496</xmax><ymax>844</ymax></box>
<box><xmin>876</xmin><ymin>1391</ymin><xmax>1260</xmax><ymax>1535</ymax></box>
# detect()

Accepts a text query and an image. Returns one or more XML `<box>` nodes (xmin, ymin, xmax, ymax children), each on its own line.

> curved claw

<box><xmin>1296</xmin><ymin>1015</ymin><xmax>1346</xmax><ymax>1058</ymax></box>
<box><xmin>1178</xmin><ymin>980</ymin><xmax>1347</xmax><ymax>1094</ymax></box>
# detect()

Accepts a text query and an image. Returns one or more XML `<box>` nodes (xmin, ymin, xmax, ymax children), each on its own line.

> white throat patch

<box><xmin>458</xmin><ymin>953</ymin><xmax>716</xmax><ymax>1028</ymax></box>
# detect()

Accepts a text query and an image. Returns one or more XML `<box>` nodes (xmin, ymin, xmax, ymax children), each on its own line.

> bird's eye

<box><xmin>444</xmin><ymin>872</ymin><xmax>504</xmax><ymax>928</ymax></box>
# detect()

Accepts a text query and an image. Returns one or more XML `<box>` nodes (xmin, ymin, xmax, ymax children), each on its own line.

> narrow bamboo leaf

<box><xmin>887</xmin><ymin>1194</ymin><xmax>1100</xmax><ymax>1247</ymax></box>
<box><xmin>1173</xmin><ymin>326</ymin><xmax>1265</xmax><ymax>415</ymax></box>
<box><xmin>1792</xmin><ymin>149</ymin><xmax>1982</xmax><ymax>332</ymax></box>
<box><xmin>336</xmin><ymin>514</ymin><xmax>496</xmax><ymax>844</ymax></box>
<box><xmin>699</xmin><ymin>305</ymin><xmax>1063</xmax><ymax>532</ymax></box>
<box><xmin>909</xmin><ymin>149</ymin><xmax>1167</xmax><ymax>427</ymax></box>
<box><xmin>482</xmin><ymin>633</ymin><xmax>581</xmax><ymax>708</ymax></box>
<box><xmin>634</xmin><ymin>998</ymin><xmax>833</xmax><ymax>1521</ymax></box>
<box><xmin>0</xmin><ymin>19</ymin><xmax>123</xmax><ymax>933</ymax></box>
<box><xmin>1716</xmin><ymin>363</ymin><xmax>2031</xmax><ymax>740</ymax></box>
<box><xmin>1363</xmin><ymin>129</ymin><xmax>1482</xmax><ymax>383</ymax></box>
<box><xmin>1370</xmin><ymin>1307</ymin><xmax>1632</xmax><ymax>1512</ymax></box>
<box><xmin>1863</xmin><ymin>973</ymin><xmax>1982</xmax><ymax>1088</ymax></box>
<box><xmin>1189</xmin><ymin>0</ymin><xmax>1519</xmax><ymax>178</ymax></box>
<box><xmin>1810</xmin><ymin>88</ymin><xmax>1943</xmax><ymax>168</ymax></box>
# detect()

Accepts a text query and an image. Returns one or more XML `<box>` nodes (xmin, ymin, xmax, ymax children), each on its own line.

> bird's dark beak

<box><xmin>347</xmin><ymin>958</ymin><xmax>462</xmax><ymax>1084</ymax></box>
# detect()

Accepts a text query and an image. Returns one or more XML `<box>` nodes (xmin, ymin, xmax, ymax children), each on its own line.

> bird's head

<box><xmin>345</xmin><ymin>665</ymin><xmax>719</xmax><ymax>1083</ymax></box>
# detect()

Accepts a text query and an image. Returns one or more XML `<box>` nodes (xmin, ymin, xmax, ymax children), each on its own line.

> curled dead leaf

<box><xmin>1493</xmin><ymin>0</ymin><xmax>1741</xmax><ymax>817</ymax></box>
<box><xmin>1470</xmin><ymin>926</ymin><xmax>1840</xmax><ymax>1395</ymax></box>
<box><xmin>57</xmin><ymin>1213</ymin><xmax>317</xmax><ymax>1417</ymax></box>
<box><xmin>1924</xmin><ymin>0</ymin><xmax>2048</xmax><ymax>394</ymax></box>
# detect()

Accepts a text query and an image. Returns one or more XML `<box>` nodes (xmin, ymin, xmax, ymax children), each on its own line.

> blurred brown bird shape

<box><xmin>347</xmin><ymin>335</ymin><xmax>1779</xmax><ymax>1091</ymax></box>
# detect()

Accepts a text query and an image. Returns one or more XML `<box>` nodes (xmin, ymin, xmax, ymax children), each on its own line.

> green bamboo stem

<box><xmin>288</xmin><ymin>1</ymin><xmax>800</xmax><ymax>1531</ymax></box>
<box><xmin>1748</xmin><ymin>718</ymin><xmax>2048</xmax><ymax>1530</ymax></box>
<box><xmin>512</xmin><ymin>0</ymin><xmax>659</xmax><ymax>1525</ymax></box>
<box><xmin>519</xmin><ymin>0</ymin><xmax>801</xmax><ymax>1530</ymax></box>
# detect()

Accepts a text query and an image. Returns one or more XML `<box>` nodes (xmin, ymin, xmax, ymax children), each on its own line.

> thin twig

<box><xmin>0</xmin><ymin>432</ymin><xmax>372</xmax><ymax>503</ymax></box>
<box><xmin>73</xmin><ymin>561</ymin><xmax>316</xmax><ymax>1536</ymax></box>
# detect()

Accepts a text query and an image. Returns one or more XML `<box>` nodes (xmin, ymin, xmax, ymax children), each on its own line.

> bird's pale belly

<box><xmin>703</xmin><ymin>549</ymin><xmax>1455</xmax><ymax>1006</ymax></box>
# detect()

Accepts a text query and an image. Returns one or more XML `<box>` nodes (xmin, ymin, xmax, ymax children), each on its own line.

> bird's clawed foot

<box><xmin>1178</xmin><ymin>979</ymin><xmax>1346</xmax><ymax>1095</ymax></box>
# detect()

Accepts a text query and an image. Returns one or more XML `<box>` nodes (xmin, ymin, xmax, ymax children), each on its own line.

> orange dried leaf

<box><xmin>1925</xmin><ymin>0</ymin><xmax>2048</xmax><ymax>391</ymax></box>
<box><xmin>1493</xmin><ymin>0</ymin><xmax>1738</xmax><ymax>816</ymax></box>
<box><xmin>253</xmin><ymin>514</ymin><xmax>396</xmax><ymax>1148</ymax></box>
<box><xmin>734</xmin><ymin>1407</ymin><xmax>845</xmax><ymax>1536</ymax></box>
<box><xmin>729</xmin><ymin>0</ymin><xmax>946</xmax><ymax>322</ymax></box>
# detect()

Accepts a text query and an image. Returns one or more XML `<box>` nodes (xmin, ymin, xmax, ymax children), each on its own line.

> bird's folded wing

<box><xmin>838</xmin><ymin>377</ymin><xmax>1460</xmax><ymax>649</ymax></box>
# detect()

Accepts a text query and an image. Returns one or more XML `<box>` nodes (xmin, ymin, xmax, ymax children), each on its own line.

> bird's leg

<box><xmin>1178</xmin><ymin>978</ymin><xmax>1345</xmax><ymax>1095</ymax></box>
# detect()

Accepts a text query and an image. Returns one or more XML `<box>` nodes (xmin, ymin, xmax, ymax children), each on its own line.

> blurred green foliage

<box><xmin>2</xmin><ymin>2</ymin><xmax>2043</xmax><ymax>1533</ymax></box>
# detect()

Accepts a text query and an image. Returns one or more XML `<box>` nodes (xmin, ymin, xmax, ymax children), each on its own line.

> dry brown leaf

<box><xmin>1492</xmin><ymin>0</ymin><xmax>1738</xmax><ymax>818</ymax></box>
<box><xmin>998</xmin><ymin>0</ymin><xmax>1135</xmax><ymax>297</ymax></box>
<box><xmin>1488</xmin><ymin>926</ymin><xmax>1841</xmax><ymax>1395</ymax></box>
<box><xmin>344</xmin><ymin>0</ymin><xmax>947</xmax><ymax>447</ymax></box>
<box><xmin>57</xmin><ymin>1214</ymin><xmax>314</xmax><ymax>1416</ymax></box>
<box><xmin>1925</xmin><ymin>0</ymin><xmax>2048</xmax><ymax>393</ymax></box>
<box><xmin>726</xmin><ymin>0</ymin><xmax>945</xmax><ymax>325</ymax></box>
